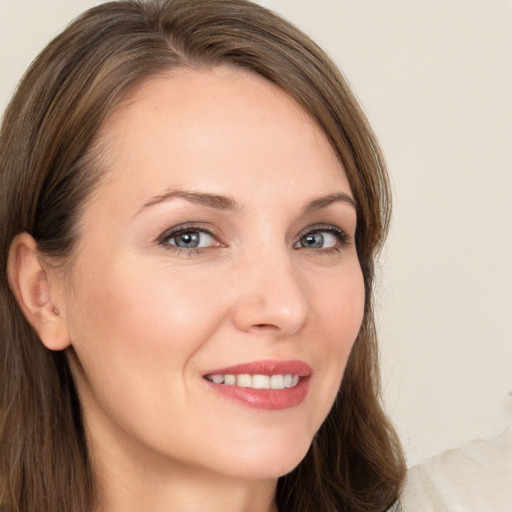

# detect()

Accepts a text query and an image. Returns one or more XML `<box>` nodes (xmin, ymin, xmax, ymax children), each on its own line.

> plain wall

<box><xmin>1</xmin><ymin>0</ymin><xmax>511</xmax><ymax>466</ymax></box>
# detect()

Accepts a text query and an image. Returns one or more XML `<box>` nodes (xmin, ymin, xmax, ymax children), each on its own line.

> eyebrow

<box><xmin>302</xmin><ymin>192</ymin><xmax>357</xmax><ymax>214</ymax></box>
<box><xmin>138</xmin><ymin>189</ymin><xmax>356</xmax><ymax>214</ymax></box>
<box><xmin>140</xmin><ymin>189</ymin><xmax>241</xmax><ymax>212</ymax></box>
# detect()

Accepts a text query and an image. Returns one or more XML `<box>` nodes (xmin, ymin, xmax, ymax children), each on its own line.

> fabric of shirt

<box><xmin>400</xmin><ymin>425</ymin><xmax>512</xmax><ymax>512</ymax></box>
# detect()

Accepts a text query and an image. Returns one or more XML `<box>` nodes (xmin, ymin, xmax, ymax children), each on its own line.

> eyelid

<box><xmin>297</xmin><ymin>223</ymin><xmax>350</xmax><ymax>239</ymax></box>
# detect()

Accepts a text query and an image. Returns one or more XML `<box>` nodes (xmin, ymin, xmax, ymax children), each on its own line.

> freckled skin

<box><xmin>57</xmin><ymin>66</ymin><xmax>365</xmax><ymax>511</ymax></box>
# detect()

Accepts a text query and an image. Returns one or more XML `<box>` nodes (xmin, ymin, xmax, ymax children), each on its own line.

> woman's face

<box><xmin>58</xmin><ymin>66</ymin><xmax>365</xmax><ymax>481</ymax></box>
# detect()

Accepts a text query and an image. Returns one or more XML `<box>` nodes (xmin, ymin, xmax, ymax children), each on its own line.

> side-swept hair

<box><xmin>0</xmin><ymin>1</ymin><xmax>405</xmax><ymax>511</ymax></box>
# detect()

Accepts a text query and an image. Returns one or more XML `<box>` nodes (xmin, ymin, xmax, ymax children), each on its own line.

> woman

<box><xmin>0</xmin><ymin>1</ymin><xmax>405</xmax><ymax>511</ymax></box>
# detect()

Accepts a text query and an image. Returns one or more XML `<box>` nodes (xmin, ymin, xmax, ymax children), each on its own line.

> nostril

<box><xmin>254</xmin><ymin>323</ymin><xmax>280</xmax><ymax>330</ymax></box>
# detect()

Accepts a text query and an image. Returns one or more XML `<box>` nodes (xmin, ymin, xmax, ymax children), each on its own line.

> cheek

<box><xmin>305</xmin><ymin>261</ymin><xmax>365</xmax><ymax>422</ymax></box>
<box><xmin>64</xmin><ymin>254</ymin><xmax>233</xmax><ymax>402</ymax></box>
<box><xmin>70</xmin><ymin>252</ymin><xmax>220</xmax><ymax>335</ymax></box>
<box><xmin>64</xmin><ymin>257</ymin><xmax>232</xmax><ymax>442</ymax></box>
<box><xmin>315</xmin><ymin>262</ymin><xmax>365</xmax><ymax>353</ymax></box>
<box><xmin>114</xmin><ymin>262</ymin><xmax>232</xmax><ymax>355</ymax></box>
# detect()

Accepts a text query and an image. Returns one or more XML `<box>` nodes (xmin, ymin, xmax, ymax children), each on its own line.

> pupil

<box><xmin>303</xmin><ymin>233</ymin><xmax>324</xmax><ymax>248</ymax></box>
<box><xmin>177</xmin><ymin>232</ymin><xmax>200</xmax><ymax>248</ymax></box>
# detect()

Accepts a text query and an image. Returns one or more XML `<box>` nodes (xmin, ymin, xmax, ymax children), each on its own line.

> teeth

<box><xmin>252</xmin><ymin>375</ymin><xmax>270</xmax><ymax>389</ymax></box>
<box><xmin>270</xmin><ymin>374</ymin><xmax>284</xmax><ymax>389</ymax></box>
<box><xmin>283</xmin><ymin>374</ymin><xmax>293</xmax><ymax>388</ymax></box>
<box><xmin>237</xmin><ymin>374</ymin><xmax>252</xmax><ymax>387</ymax></box>
<box><xmin>224</xmin><ymin>374</ymin><xmax>236</xmax><ymax>385</ymax></box>
<box><xmin>206</xmin><ymin>373</ymin><xmax>300</xmax><ymax>389</ymax></box>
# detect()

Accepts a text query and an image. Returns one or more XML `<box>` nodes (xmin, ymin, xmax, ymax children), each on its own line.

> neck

<box><xmin>96</xmin><ymin>463</ymin><xmax>278</xmax><ymax>512</ymax></box>
<box><xmin>88</xmin><ymin>423</ymin><xmax>278</xmax><ymax>512</ymax></box>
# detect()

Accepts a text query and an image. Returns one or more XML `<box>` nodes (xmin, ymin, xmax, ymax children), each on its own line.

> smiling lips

<box><xmin>203</xmin><ymin>360</ymin><xmax>311</xmax><ymax>410</ymax></box>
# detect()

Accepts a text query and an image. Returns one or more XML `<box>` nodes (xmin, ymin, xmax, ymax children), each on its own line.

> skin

<box><xmin>10</xmin><ymin>66</ymin><xmax>365</xmax><ymax>512</ymax></box>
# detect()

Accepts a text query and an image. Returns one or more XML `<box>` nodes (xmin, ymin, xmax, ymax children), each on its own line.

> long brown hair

<box><xmin>0</xmin><ymin>1</ymin><xmax>405</xmax><ymax>511</ymax></box>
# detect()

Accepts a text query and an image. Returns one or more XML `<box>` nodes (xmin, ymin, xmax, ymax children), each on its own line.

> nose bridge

<box><xmin>232</xmin><ymin>241</ymin><xmax>310</xmax><ymax>336</ymax></box>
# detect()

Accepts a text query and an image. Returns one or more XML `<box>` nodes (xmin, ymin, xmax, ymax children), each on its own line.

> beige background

<box><xmin>1</xmin><ymin>0</ymin><xmax>511</xmax><ymax>466</ymax></box>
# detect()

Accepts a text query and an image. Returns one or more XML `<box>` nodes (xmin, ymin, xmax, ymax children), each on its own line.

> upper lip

<box><xmin>203</xmin><ymin>359</ymin><xmax>312</xmax><ymax>377</ymax></box>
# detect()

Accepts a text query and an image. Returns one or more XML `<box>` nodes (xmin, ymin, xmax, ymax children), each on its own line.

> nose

<box><xmin>231</xmin><ymin>250</ymin><xmax>310</xmax><ymax>337</ymax></box>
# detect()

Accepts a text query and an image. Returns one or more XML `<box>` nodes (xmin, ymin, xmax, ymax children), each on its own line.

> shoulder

<box><xmin>400</xmin><ymin>425</ymin><xmax>512</xmax><ymax>512</ymax></box>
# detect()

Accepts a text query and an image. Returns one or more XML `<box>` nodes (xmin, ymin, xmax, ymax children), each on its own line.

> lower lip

<box><xmin>204</xmin><ymin>377</ymin><xmax>310</xmax><ymax>410</ymax></box>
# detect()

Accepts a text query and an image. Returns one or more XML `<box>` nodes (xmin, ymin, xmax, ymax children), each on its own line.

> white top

<box><xmin>401</xmin><ymin>425</ymin><xmax>512</xmax><ymax>512</ymax></box>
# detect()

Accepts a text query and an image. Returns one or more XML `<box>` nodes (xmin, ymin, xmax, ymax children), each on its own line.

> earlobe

<box><xmin>7</xmin><ymin>233</ymin><xmax>71</xmax><ymax>351</ymax></box>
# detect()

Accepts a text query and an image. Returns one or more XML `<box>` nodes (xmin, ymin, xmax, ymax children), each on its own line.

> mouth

<box><xmin>203</xmin><ymin>360</ymin><xmax>311</xmax><ymax>410</ymax></box>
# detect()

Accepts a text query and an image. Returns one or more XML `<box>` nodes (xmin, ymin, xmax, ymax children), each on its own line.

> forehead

<box><xmin>91</xmin><ymin>65</ymin><xmax>350</xmax><ymax>212</ymax></box>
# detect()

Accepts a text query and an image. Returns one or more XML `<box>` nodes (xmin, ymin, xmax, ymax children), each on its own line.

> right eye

<box><xmin>159</xmin><ymin>227</ymin><xmax>218</xmax><ymax>251</ymax></box>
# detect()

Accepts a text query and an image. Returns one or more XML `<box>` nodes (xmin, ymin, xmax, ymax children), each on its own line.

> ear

<box><xmin>7</xmin><ymin>233</ymin><xmax>71</xmax><ymax>351</ymax></box>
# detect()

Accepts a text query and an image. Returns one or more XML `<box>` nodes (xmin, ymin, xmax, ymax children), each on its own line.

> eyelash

<box><xmin>157</xmin><ymin>223</ymin><xmax>351</xmax><ymax>255</ymax></box>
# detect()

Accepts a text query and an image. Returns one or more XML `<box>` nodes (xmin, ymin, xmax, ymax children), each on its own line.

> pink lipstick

<box><xmin>203</xmin><ymin>360</ymin><xmax>311</xmax><ymax>410</ymax></box>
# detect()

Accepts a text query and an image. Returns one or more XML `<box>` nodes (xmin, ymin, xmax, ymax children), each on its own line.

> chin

<box><xmin>211</xmin><ymin>435</ymin><xmax>312</xmax><ymax>481</ymax></box>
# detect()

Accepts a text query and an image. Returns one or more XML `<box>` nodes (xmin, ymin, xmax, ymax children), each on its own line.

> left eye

<box><xmin>163</xmin><ymin>229</ymin><xmax>216</xmax><ymax>249</ymax></box>
<box><xmin>294</xmin><ymin>230</ymin><xmax>342</xmax><ymax>250</ymax></box>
